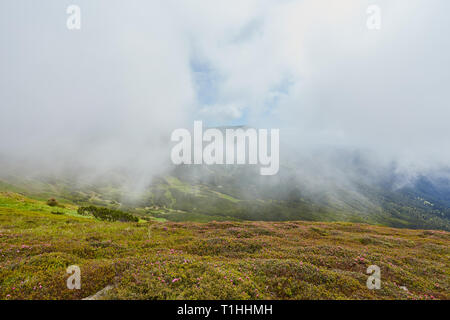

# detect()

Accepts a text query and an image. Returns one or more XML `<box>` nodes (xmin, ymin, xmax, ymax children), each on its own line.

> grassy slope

<box><xmin>0</xmin><ymin>192</ymin><xmax>448</xmax><ymax>300</ymax></box>
<box><xmin>2</xmin><ymin>174</ymin><xmax>449</xmax><ymax>231</ymax></box>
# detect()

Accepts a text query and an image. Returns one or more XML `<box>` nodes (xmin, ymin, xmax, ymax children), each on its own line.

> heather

<box><xmin>0</xmin><ymin>192</ymin><xmax>448</xmax><ymax>300</ymax></box>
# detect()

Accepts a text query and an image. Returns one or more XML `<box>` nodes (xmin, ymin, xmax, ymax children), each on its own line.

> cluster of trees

<box><xmin>77</xmin><ymin>206</ymin><xmax>138</xmax><ymax>222</ymax></box>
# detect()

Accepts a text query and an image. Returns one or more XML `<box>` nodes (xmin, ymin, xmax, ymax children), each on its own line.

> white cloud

<box><xmin>0</xmin><ymin>0</ymin><xmax>449</xmax><ymax>181</ymax></box>
<box><xmin>199</xmin><ymin>103</ymin><xmax>244</xmax><ymax>122</ymax></box>
<box><xmin>173</xmin><ymin>0</ymin><xmax>450</xmax><ymax>172</ymax></box>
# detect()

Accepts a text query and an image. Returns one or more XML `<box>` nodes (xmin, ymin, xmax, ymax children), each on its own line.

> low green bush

<box><xmin>77</xmin><ymin>206</ymin><xmax>138</xmax><ymax>222</ymax></box>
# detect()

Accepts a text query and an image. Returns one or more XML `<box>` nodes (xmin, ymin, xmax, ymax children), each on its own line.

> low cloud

<box><xmin>0</xmin><ymin>0</ymin><xmax>449</xmax><ymax>190</ymax></box>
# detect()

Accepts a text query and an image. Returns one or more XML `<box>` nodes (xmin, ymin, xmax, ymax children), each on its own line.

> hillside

<box><xmin>1</xmin><ymin>163</ymin><xmax>449</xmax><ymax>230</ymax></box>
<box><xmin>0</xmin><ymin>192</ymin><xmax>448</xmax><ymax>300</ymax></box>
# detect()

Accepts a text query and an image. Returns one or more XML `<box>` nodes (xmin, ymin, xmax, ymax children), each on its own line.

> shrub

<box><xmin>46</xmin><ymin>198</ymin><xmax>58</xmax><ymax>207</ymax></box>
<box><xmin>77</xmin><ymin>206</ymin><xmax>139</xmax><ymax>222</ymax></box>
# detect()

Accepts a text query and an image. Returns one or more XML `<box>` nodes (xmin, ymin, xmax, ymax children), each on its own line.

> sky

<box><xmin>0</xmin><ymin>0</ymin><xmax>449</xmax><ymax>183</ymax></box>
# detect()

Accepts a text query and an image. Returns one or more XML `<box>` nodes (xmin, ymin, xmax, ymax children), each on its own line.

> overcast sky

<box><xmin>0</xmin><ymin>0</ymin><xmax>449</xmax><ymax>180</ymax></box>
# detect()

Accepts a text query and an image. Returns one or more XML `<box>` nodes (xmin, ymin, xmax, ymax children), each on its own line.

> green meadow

<box><xmin>0</xmin><ymin>192</ymin><xmax>448</xmax><ymax>300</ymax></box>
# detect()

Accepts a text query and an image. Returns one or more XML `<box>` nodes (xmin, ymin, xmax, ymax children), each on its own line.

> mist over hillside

<box><xmin>1</xmin><ymin>1</ymin><xmax>450</xmax><ymax>230</ymax></box>
<box><xmin>1</xmin><ymin>146</ymin><xmax>449</xmax><ymax>230</ymax></box>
